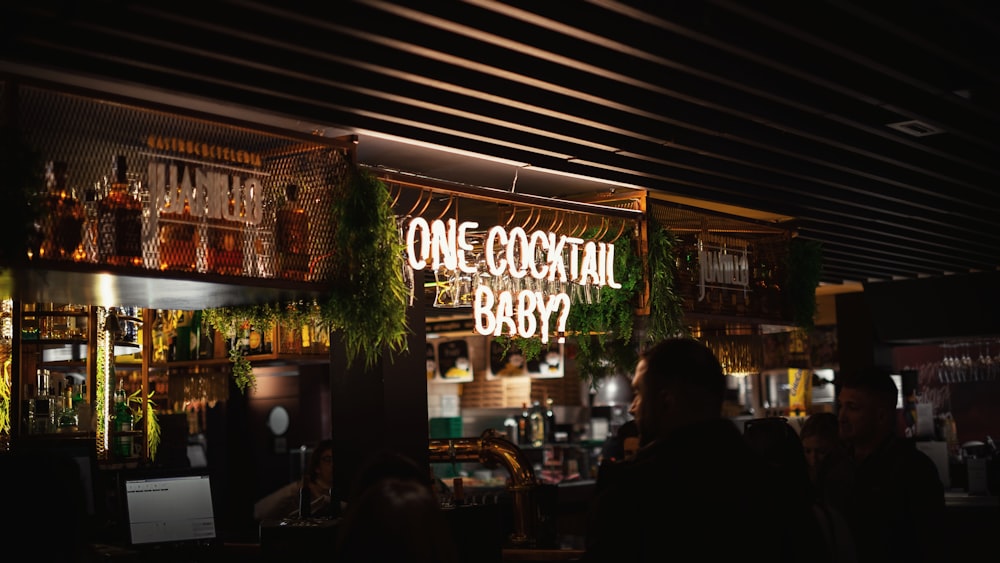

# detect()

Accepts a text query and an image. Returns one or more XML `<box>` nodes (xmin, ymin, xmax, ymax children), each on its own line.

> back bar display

<box><xmin>11</xmin><ymin>83</ymin><xmax>353</xmax><ymax>285</ymax></box>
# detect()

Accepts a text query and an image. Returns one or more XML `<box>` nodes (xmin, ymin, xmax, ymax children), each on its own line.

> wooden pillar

<box><xmin>330</xmin><ymin>270</ymin><xmax>428</xmax><ymax>498</ymax></box>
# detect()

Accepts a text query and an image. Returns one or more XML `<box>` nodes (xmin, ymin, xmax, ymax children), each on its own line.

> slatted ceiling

<box><xmin>3</xmin><ymin>1</ymin><xmax>1000</xmax><ymax>285</ymax></box>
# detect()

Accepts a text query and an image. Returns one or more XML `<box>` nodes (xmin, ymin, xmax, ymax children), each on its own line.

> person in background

<box><xmin>335</xmin><ymin>450</ymin><xmax>459</xmax><ymax>563</ymax></box>
<box><xmin>799</xmin><ymin>411</ymin><xmax>845</xmax><ymax>496</ymax></box>
<box><xmin>582</xmin><ymin>338</ymin><xmax>796</xmax><ymax>562</ymax></box>
<box><xmin>253</xmin><ymin>439</ymin><xmax>343</xmax><ymax>521</ymax></box>
<box><xmin>744</xmin><ymin>417</ymin><xmax>857</xmax><ymax>563</ymax></box>
<box><xmin>824</xmin><ymin>367</ymin><xmax>945</xmax><ymax>563</ymax></box>
<box><xmin>594</xmin><ymin>419</ymin><xmax>638</xmax><ymax>493</ymax></box>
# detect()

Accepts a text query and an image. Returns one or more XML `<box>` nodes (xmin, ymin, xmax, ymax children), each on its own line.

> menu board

<box><xmin>487</xmin><ymin>339</ymin><xmax>564</xmax><ymax>379</ymax></box>
<box><xmin>435</xmin><ymin>337</ymin><xmax>473</xmax><ymax>383</ymax></box>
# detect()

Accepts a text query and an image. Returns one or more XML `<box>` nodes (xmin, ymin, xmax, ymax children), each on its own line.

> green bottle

<box><xmin>114</xmin><ymin>378</ymin><xmax>134</xmax><ymax>458</ymax></box>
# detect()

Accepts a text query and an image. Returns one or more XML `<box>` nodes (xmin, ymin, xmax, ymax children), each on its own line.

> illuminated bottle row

<box><xmin>36</xmin><ymin>156</ymin><xmax>312</xmax><ymax>281</ymax></box>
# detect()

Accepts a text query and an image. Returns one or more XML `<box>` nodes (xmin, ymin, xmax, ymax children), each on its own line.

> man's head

<box><xmin>629</xmin><ymin>338</ymin><xmax>725</xmax><ymax>446</ymax></box>
<box><xmin>837</xmin><ymin>367</ymin><xmax>898</xmax><ymax>456</ymax></box>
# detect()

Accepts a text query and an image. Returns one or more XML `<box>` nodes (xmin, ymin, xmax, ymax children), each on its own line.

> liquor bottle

<box><xmin>74</xmin><ymin>381</ymin><xmax>93</xmax><ymax>432</ymax></box>
<box><xmin>82</xmin><ymin>183</ymin><xmax>99</xmax><ymax>263</ymax></box>
<box><xmin>158</xmin><ymin>183</ymin><xmax>199</xmax><ymax>272</ymax></box>
<box><xmin>98</xmin><ymin>155</ymin><xmax>144</xmax><ymax>267</ymax></box>
<box><xmin>529</xmin><ymin>401</ymin><xmax>546</xmax><ymax>447</ymax></box>
<box><xmin>114</xmin><ymin>378</ymin><xmax>134</xmax><ymax>459</ymax></box>
<box><xmin>275</xmin><ymin>183</ymin><xmax>311</xmax><ymax>281</ymax></box>
<box><xmin>173</xmin><ymin>310</ymin><xmax>192</xmax><ymax>361</ymax></box>
<box><xmin>247</xmin><ymin>326</ymin><xmax>265</xmax><ymax>355</ymax></box>
<box><xmin>150</xmin><ymin>310</ymin><xmax>167</xmax><ymax>362</ymax></box>
<box><xmin>206</xmin><ymin>180</ymin><xmax>244</xmax><ymax>275</ymax></box>
<box><xmin>298</xmin><ymin>484</ymin><xmax>312</xmax><ymax>518</ymax></box>
<box><xmin>41</xmin><ymin>161</ymin><xmax>85</xmax><ymax>260</ymax></box>
<box><xmin>452</xmin><ymin>477</ymin><xmax>466</xmax><ymax>507</ymax></box>
<box><xmin>57</xmin><ymin>382</ymin><xmax>79</xmax><ymax>431</ymax></box>
<box><xmin>544</xmin><ymin>397</ymin><xmax>556</xmax><ymax>443</ymax></box>
<box><xmin>518</xmin><ymin>402</ymin><xmax>531</xmax><ymax>445</ymax></box>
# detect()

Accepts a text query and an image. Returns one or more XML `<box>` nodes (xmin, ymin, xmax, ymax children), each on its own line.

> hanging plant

<box><xmin>645</xmin><ymin>219</ymin><xmax>690</xmax><ymax>342</ymax></box>
<box><xmin>784</xmin><ymin>237</ymin><xmax>823</xmax><ymax>331</ymax></box>
<box><xmin>0</xmin><ymin>358</ymin><xmax>10</xmax><ymax>440</ymax></box>
<box><xmin>202</xmin><ymin>303</ymin><xmax>287</xmax><ymax>393</ymax></box>
<box><xmin>201</xmin><ymin>165</ymin><xmax>409</xmax><ymax>380</ymax></box>
<box><xmin>202</xmin><ymin>301</ymin><xmax>317</xmax><ymax>393</ymax></box>
<box><xmin>493</xmin><ymin>334</ymin><xmax>544</xmax><ymax>363</ymax></box>
<box><xmin>566</xmin><ymin>228</ymin><xmax>642</xmax><ymax>387</ymax></box>
<box><xmin>128</xmin><ymin>388</ymin><xmax>161</xmax><ymax>461</ymax></box>
<box><xmin>323</xmin><ymin>165</ymin><xmax>410</xmax><ymax>370</ymax></box>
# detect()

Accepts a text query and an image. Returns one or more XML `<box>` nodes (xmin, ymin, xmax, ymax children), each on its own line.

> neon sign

<box><xmin>405</xmin><ymin>217</ymin><xmax>620</xmax><ymax>343</ymax></box>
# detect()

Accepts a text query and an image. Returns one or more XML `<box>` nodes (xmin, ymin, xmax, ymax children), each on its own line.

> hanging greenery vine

<box><xmin>493</xmin><ymin>334</ymin><xmax>544</xmax><ymax>363</ymax></box>
<box><xmin>784</xmin><ymin>237</ymin><xmax>823</xmax><ymax>331</ymax></box>
<box><xmin>128</xmin><ymin>389</ymin><xmax>161</xmax><ymax>461</ymax></box>
<box><xmin>201</xmin><ymin>301</ymin><xmax>317</xmax><ymax>393</ymax></box>
<box><xmin>645</xmin><ymin>219</ymin><xmax>690</xmax><ymax>342</ymax></box>
<box><xmin>202</xmin><ymin>303</ymin><xmax>285</xmax><ymax>393</ymax></box>
<box><xmin>202</xmin><ymin>164</ymin><xmax>410</xmax><ymax>385</ymax></box>
<box><xmin>566</xmin><ymin>227</ymin><xmax>643</xmax><ymax>387</ymax></box>
<box><xmin>323</xmin><ymin>165</ymin><xmax>410</xmax><ymax>369</ymax></box>
<box><xmin>0</xmin><ymin>358</ymin><xmax>10</xmax><ymax>441</ymax></box>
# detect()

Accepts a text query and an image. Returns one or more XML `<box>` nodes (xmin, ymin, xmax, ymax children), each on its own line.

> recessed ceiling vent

<box><xmin>886</xmin><ymin>120</ymin><xmax>945</xmax><ymax>137</ymax></box>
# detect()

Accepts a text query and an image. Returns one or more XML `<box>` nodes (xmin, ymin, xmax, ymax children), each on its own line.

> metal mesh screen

<box><xmin>649</xmin><ymin>201</ymin><xmax>792</xmax><ymax>323</ymax></box>
<box><xmin>11</xmin><ymin>83</ymin><xmax>350</xmax><ymax>283</ymax></box>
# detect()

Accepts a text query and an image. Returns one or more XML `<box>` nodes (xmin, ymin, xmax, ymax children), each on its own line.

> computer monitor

<box><xmin>122</xmin><ymin>471</ymin><xmax>218</xmax><ymax>549</ymax></box>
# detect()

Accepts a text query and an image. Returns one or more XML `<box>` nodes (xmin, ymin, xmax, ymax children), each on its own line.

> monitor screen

<box><xmin>123</xmin><ymin>473</ymin><xmax>217</xmax><ymax>546</ymax></box>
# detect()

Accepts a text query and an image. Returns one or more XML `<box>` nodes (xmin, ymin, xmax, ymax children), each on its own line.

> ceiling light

<box><xmin>886</xmin><ymin>120</ymin><xmax>944</xmax><ymax>137</ymax></box>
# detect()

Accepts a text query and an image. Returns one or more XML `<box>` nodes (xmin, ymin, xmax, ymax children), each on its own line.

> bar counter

<box><xmin>503</xmin><ymin>548</ymin><xmax>584</xmax><ymax>561</ymax></box>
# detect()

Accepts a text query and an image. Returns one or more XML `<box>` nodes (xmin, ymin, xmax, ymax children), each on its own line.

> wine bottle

<box><xmin>114</xmin><ymin>377</ymin><xmax>134</xmax><ymax>458</ymax></box>
<box><xmin>518</xmin><ymin>402</ymin><xmax>531</xmax><ymax>445</ymax></box>
<box><xmin>544</xmin><ymin>397</ymin><xmax>556</xmax><ymax>443</ymax></box>
<box><xmin>298</xmin><ymin>484</ymin><xmax>312</xmax><ymax>518</ymax></box>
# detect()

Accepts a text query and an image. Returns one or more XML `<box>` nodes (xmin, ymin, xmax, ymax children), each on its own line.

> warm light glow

<box><xmin>97</xmin><ymin>274</ymin><xmax>117</xmax><ymax>307</ymax></box>
<box><xmin>473</xmin><ymin>286</ymin><xmax>570</xmax><ymax>344</ymax></box>
<box><xmin>409</xmin><ymin>216</ymin><xmax>616</xmax><ymax>341</ymax></box>
<box><xmin>96</xmin><ymin>307</ymin><xmax>111</xmax><ymax>458</ymax></box>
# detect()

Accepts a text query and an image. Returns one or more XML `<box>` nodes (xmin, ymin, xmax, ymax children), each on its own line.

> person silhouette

<box><xmin>582</xmin><ymin>338</ymin><xmax>797</xmax><ymax>562</ymax></box>
<box><xmin>334</xmin><ymin>450</ymin><xmax>459</xmax><ymax>563</ymax></box>
<box><xmin>799</xmin><ymin>411</ymin><xmax>846</xmax><ymax>496</ymax></box>
<box><xmin>823</xmin><ymin>367</ymin><xmax>945</xmax><ymax>563</ymax></box>
<box><xmin>744</xmin><ymin>416</ymin><xmax>857</xmax><ymax>563</ymax></box>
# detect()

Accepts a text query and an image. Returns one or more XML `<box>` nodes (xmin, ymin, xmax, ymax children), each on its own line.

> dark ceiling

<box><xmin>3</xmin><ymin>0</ymin><xmax>999</xmax><ymax>287</ymax></box>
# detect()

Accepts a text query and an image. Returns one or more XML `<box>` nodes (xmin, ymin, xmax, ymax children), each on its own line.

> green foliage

<box><xmin>323</xmin><ymin>166</ymin><xmax>410</xmax><ymax>370</ymax></box>
<box><xmin>784</xmin><ymin>238</ymin><xmax>823</xmax><ymax>330</ymax></box>
<box><xmin>228</xmin><ymin>346</ymin><xmax>256</xmax><ymax>394</ymax></box>
<box><xmin>202</xmin><ymin>302</ymin><xmax>292</xmax><ymax>393</ymax></box>
<box><xmin>567</xmin><ymin>229</ymin><xmax>642</xmax><ymax>387</ymax></box>
<box><xmin>127</xmin><ymin>389</ymin><xmax>161</xmax><ymax>461</ymax></box>
<box><xmin>202</xmin><ymin>168</ymin><xmax>410</xmax><ymax>380</ymax></box>
<box><xmin>202</xmin><ymin>301</ymin><xmax>321</xmax><ymax>391</ymax></box>
<box><xmin>0</xmin><ymin>366</ymin><xmax>10</xmax><ymax>436</ymax></box>
<box><xmin>493</xmin><ymin>334</ymin><xmax>543</xmax><ymax>363</ymax></box>
<box><xmin>645</xmin><ymin>220</ymin><xmax>689</xmax><ymax>342</ymax></box>
<box><xmin>202</xmin><ymin>303</ymin><xmax>285</xmax><ymax>337</ymax></box>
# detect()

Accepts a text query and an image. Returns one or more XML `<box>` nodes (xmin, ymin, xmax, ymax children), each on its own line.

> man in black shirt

<box><xmin>825</xmin><ymin>367</ymin><xmax>946</xmax><ymax>563</ymax></box>
<box><xmin>582</xmin><ymin>338</ymin><xmax>793</xmax><ymax>562</ymax></box>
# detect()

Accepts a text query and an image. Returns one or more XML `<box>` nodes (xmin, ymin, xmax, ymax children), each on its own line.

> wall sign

<box><xmin>697</xmin><ymin>237</ymin><xmax>750</xmax><ymax>302</ymax></box>
<box><xmin>406</xmin><ymin>217</ymin><xmax>620</xmax><ymax>343</ymax></box>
